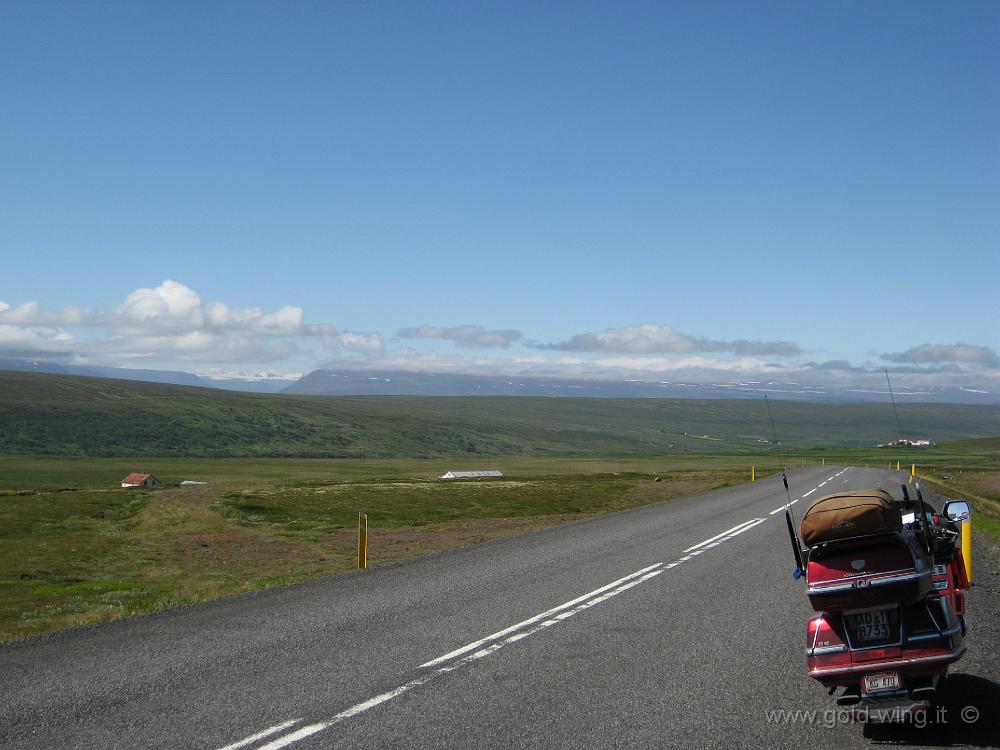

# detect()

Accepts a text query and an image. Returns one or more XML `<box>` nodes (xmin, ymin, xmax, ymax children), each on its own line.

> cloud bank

<box><xmin>534</xmin><ymin>323</ymin><xmax>801</xmax><ymax>356</ymax></box>
<box><xmin>0</xmin><ymin>280</ymin><xmax>382</xmax><ymax>365</ymax></box>
<box><xmin>883</xmin><ymin>343</ymin><xmax>998</xmax><ymax>366</ymax></box>
<box><xmin>398</xmin><ymin>324</ymin><xmax>523</xmax><ymax>349</ymax></box>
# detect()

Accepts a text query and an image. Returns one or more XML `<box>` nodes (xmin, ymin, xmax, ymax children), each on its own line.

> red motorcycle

<box><xmin>783</xmin><ymin>481</ymin><xmax>971</xmax><ymax>719</ymax></box>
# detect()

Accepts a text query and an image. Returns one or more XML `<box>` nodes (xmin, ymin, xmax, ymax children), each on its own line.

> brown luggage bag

<box><xmin>799</xmin><ymin>489</ymin><xmax>902</xmax><ymax>547</ymax></box>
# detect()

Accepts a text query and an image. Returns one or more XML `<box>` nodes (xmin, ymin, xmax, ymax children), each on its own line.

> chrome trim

<box><xmin>808</xmin><ymin>582</ymin><xmax>856</xmax><ymax>595</ymax></box>
<box><xmin>809</xmin><ymin>644</ymin><xmax>967</xmax><ymax>676</ymax></box>
<box><xmin>807</xmin><ymin>571</ymin><xmax>925</xmax><ymax>597</ymax></box>
<box><xmin>806</xmin><ymin>644</ymin><xmax>848</xmax><ymax>656</ymax></box>
<box><xmin>871</xmin><ymin>572</ymin><xmax>925</xmax><ymax>587</ymax></box>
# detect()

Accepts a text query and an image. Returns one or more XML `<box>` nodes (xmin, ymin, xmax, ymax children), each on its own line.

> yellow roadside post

<box><xmin>822</xmin><ymin>458</ymin><xmax>825</xmax><ymax>466</ymax></box>
<box><xmin>962</xmin><ymin>518</ymin><xmax>973</xmax><ymax>584</ymax></box>
<box><xmin>896</xmin><ymin>461</ymin><xmax>900</xmax><ymax>471</ymax></box>
<box><xmin>911</xmin><ymin>464</ymin><xmax>916</xmax><ymax>477</ymax></box>
<box><xmin>751</xmin><ymin>465</ymin><xmax>755</xmax><ymax>482</ymax></box>
<box><xmin>358</xmin><ymin>512</ymin><xmax>368</xmax><ymax>570</ymax></box>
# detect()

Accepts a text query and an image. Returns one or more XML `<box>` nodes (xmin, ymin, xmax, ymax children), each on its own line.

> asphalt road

<box><xmin>2</xmin><ymin>466</ymin><xmax>998</xmax><ymax>749</ymax></box>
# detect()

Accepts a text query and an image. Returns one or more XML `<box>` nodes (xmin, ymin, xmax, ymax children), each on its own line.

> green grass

<box><xmin>0</xmin><ymin>454</ymin><xmax>763</xmax><ymax>642</ymax></box>
<box><xmin>3</xmin><ymin>371</ymin><xmax>1000</xmax><ymax>458</ymax></box>
<box><xmin>2</xmin><ymin>372</ymin><xmax>998</xmax><ymax>642</ymax></box>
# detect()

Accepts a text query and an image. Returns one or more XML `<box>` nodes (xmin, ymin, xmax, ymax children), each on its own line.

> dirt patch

<box><xmin>162</xmin><ymin>530</ymin><xmax>306</xmax><ymax>567</ymax></box>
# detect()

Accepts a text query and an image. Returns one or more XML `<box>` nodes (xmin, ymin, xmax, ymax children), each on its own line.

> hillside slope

<box><xmin>1</xmin><ymin>372</ymin><xmax>998</xmax><ymax>458</ymax></box>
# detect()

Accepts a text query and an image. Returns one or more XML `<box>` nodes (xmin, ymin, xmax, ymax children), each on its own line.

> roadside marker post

<box><xmin>751</xmin><ymin>466</ymin><xmax>755</xmax><ymax>482</ymax></box>
<box><xmin>911</xmin><ymin>464</ymin><xmax>916</xmax><ymax>477</ymax></box>
<box><xmin>358</xmin><ymin>512</ymin><xmax>368</xmax><ymax>570</ymax></box>
<box><xmin>962</xmin><ymin>518</ymin><xmax>973</xmax><ymax>584</ymax></box>
<box><xmin>897</xmin><ymin>461</ymin><xmax>901</xmax><ymax>471</ymax></box>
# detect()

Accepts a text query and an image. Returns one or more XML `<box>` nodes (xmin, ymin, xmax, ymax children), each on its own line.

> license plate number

<box><xmin>856</xmin><ymin>609</ymin><xmax>891</xmax><ymax>641</ymax></box>
<box><xmin>864</xmin><ymin>671</ymin><xmax>900</xmax><ymax>693</ymax></box>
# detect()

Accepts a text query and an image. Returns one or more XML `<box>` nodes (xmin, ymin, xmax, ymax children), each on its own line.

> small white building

<box><xmin>121</xmin><ymin>472</ymin><xmax>160</xmax><ymax>488</ymax></box>
<box><xmin>439</xmin><ymin>470</ymin><xmax>504</xmax><ymax>480</ymax></box>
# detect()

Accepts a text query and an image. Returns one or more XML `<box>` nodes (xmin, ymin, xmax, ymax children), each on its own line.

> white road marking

<box><xmin>768</xmin><ymin>470</ymin><xmax>854</xmax><ymax>515</ymax></box>
<box><xmin>681</xmin><ymin>518</ymin><xmax>759</xmax><ymax>553</ymax></box>
<box><xmin>419</xmin><ymin>562</ymin><xmax>662</xmax><ymax>668</ymax></box>
<box><xmin>216</xmin><ymin>494</ymin><xmax>782</xmax><ymax>749</ymax></box>
<box><xmin>246</xmin><ymin>567</ymin><xmax>671</xmax><ymax>750</ymax></box>
<box><xmin>256</xmin><ymin>724</ymin><xmax>329</xmax><ymax>750</ymax></box>
<box><xmin>217</xmin><ymin>721</ymin><xmax>300</xmax><ymax>750</ymax></box>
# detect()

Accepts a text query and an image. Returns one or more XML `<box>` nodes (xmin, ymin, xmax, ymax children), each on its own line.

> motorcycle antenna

<box><xmin>885</xmin><ymin>368</ymin><xmax>905</xmax><ymax>441</ymax></box>
<box><xmin>764</xmin><ymin>394</ymin><xmax>793</xmax><ymax>504</ymax></box>
<box><xmin>765</xmin><ymin>395</ymin><xmax>804</xmax><ymax>577</ymax></box>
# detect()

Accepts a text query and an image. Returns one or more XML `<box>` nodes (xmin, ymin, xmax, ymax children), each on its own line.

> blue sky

<box><xmin>1</xmin><ymin>2</ymin><xmax>997</xmax><ymax>388</ymax></box>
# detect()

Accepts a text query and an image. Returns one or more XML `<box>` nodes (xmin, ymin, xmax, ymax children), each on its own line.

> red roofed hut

<box><xmin>120</xmin><ymin>473</ymin><xmax>160</xmax><ymax>488</ymax></box>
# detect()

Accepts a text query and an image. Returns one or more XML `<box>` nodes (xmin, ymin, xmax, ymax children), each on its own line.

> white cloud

<box><xmin>535</xmin><ymin>323</ymin><xmax>801</xmax><ymax>356</ymax></box>
<box><xmin>331</xmin><ymin>331</ymin><xmax>385</xmax><ymax>353</ymax></box>
<box><xmin>0</xmin><ymin>300</ymin><xmax>85</xmax><ymax>326</ymax></box>
<box><xmin>398</xmin><ymin>324</ymin><xmax>523</xmax><ymax>349</ymax></box>
<box><xmin>0</xmin><ymin>280</ymin><xmax>380</xmax><ymax>365</ymax></box>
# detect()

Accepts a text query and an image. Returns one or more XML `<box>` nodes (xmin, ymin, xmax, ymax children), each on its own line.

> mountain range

<box><xmin>1</xmin><ymin>359</ymin><xmax>997</xmax><ymax>405</ymax></box>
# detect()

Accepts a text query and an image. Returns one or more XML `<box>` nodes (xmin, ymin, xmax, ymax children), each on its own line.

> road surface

<box><xmin>2</xmin><ymin>465</ymin><xmax>998</xmax><ymax>748</ymax></box>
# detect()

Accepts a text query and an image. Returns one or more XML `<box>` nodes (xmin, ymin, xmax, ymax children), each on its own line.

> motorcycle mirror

<box><xmin>943</xmin><ymin>500</ymin><xmax>972</xmax><ymax>522</ymax></box>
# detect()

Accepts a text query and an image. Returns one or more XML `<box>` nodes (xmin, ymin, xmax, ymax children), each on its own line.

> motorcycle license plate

<box><xmin>863</xmin><ymin>671</ymin><xmax>900</xmax><ymax>693</ymax></box>
<box><xmin>855</xmin><ymin>609</ymin><xmax>891</xmax><ymax>641</ymax></box>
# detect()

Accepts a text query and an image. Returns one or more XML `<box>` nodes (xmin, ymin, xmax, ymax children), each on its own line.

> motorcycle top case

<box><xmin>799</xmin><ymin>489</ymin><xmax>901</xmax><ymax>547</ymax></box>
<box><xmin>801</xmin><ymin>490</ymin><xmax>931</xmax><ymax>613</ymax></box>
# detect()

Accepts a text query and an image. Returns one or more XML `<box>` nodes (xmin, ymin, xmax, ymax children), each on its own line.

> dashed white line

<box><xmin>769</xmin><ymin>470</ymin><xmax>854</xmax><ymax>515</ymax></box>
<box><xmin>216</xmin><ymin>494</ymin><xmax>783</xmax><ymax>749</ymax></box>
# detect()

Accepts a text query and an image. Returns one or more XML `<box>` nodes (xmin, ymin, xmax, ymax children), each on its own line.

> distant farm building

<box><xmin>121</xmin><ymin>473</ymin><xmax>160</xmax><ymax>488</ymax></box>
<box><xmin>439</xmin><ymin>470</ymin><xmax>504</xmax><ymax>480</ymax></box>
<box><xmin>877</xmin><ymin>438</ymin><xmax>932</xmax><ymax>448</ymax></box>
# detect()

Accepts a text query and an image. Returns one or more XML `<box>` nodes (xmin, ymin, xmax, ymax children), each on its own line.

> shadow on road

<box><xmin>862</xmin><ymin>673</ymin><xmax>1000</xmax><ymax>747</ymax></box>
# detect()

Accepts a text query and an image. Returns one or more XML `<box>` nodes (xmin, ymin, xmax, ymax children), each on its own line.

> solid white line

<box><xmin>217</xmin><ymin>721</ymin><xmax>300</xmax><ymax>750</ymax></box>
<box><xmin>256</xmin><ymin>724</ymin><xmax>329</xmax><ymax>750</ymax></box>
<box><xmin>802</xmin><ymin>488</ymin><xmax>818</xmax><ymax>497</ymax></box>
<box><xmin>680</xmin><ymin>518</ymin><xmax>759</xmax><ymax>554</ymax></box>
<box><xmin>728</xmin><ymin>518</ymin><xmax>767</xmax><ymax>536</ymax></box>
<box><xmin>221</xmin><ymin>512</ymin><xmax>773</xmax><ymax>750</ymax></box>
<box><xmin>419</xmin><ymin>562</ymin><xmax>662</xmax><ymax>668</ymax></box>
<box><xmin>251</xmin><ymin>567</ymin><xmax>672</xmax><ymax>750</ymax></box>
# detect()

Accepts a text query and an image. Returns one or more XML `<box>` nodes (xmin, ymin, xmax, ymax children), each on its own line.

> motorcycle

<box><xmin>783</xmin><ymin>480</ymin><xmax>972</xmax><ymax>720</ymax></box>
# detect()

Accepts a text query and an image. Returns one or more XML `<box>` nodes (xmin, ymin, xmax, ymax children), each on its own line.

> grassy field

<box><xmin>3</xmin><ymin>371</ymin><xmax>1000</xmax><ymax>458</ymax></box>
<box><xmin>0</xmin><ymin>454</ymin><xmax>772</xmax><ymax>642</ymax></box>
<box><xmin>2</xmin><ymin>373</ymin><xmax>998</xmax><ymax>643</ymax></box>
<box><xmin>2</xmin><ymin>447</ymin><xmax>998</xmax><ymax>643</ymax></box>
